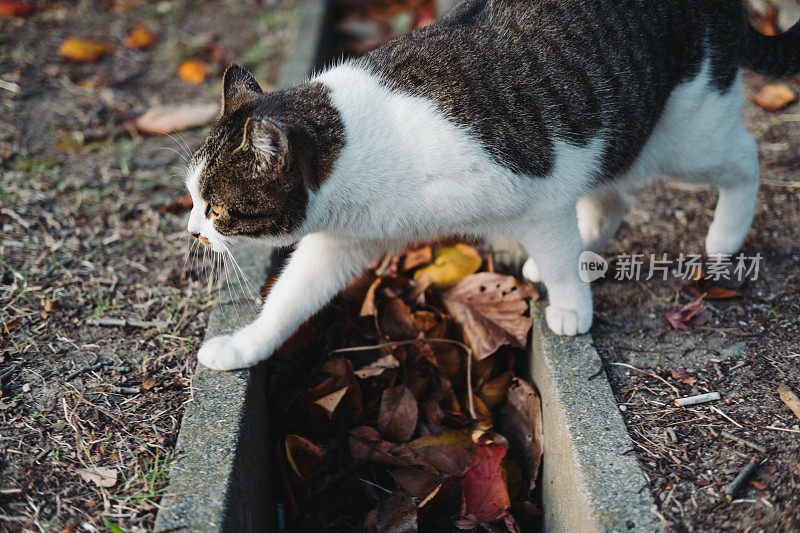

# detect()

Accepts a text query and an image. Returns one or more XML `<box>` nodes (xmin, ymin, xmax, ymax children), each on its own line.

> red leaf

<box><xmin>666</xmin><ymin>293</ymin><xmax>707</xmax><ymax>331</ymax></box>
<box><xmin>458</xmin><ymin>443</ymin><xmax>518</xmax><ymax>530</ymax></box>
<box><xmin>0</xmin><ymin>1</ymin><xmax>37</xmax><ymax>16</ymax></box>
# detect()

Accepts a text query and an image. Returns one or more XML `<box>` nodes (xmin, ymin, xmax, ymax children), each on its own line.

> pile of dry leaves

<box><xmin>265</xmin><ymin>241</ymin><xmax>544</xmax><ymax>532</ymax></box>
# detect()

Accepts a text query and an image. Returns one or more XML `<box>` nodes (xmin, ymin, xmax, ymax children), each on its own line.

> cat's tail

<box><xmin>741</xmin><ymin>13</ymin><xmax>800</xmax><ymax>76</ymax></box>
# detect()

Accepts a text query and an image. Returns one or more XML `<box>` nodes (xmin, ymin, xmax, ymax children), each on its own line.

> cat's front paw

<box><xmin>197</xmin><ymin>334</ymin><xmax>263</xmax><ymax>370</ymax></box>
<box><xmin>522</xmin><ymin>257</ymin><xmax>542</xmax><ymax>283</ymax></box>
<box><xmin>545</xmin><ymin>305</ymin><xmax>592</xmax><ymax>336</ymax></box>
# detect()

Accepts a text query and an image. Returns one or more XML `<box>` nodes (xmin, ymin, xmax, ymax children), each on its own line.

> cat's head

<box><xmin>185</xmin><ymin>64</ymin><xmax>340</xmax><ymax>252</ymax></box>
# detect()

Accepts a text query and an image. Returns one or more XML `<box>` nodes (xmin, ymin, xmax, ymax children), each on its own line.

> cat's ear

<box><xmin>244</xmin><ymin>117</ymin><xmax>290</xmax><ymax>169</ymax></box>
<box><xmin>222</xmin><ymin>64</ymin><xmax>262</xmax><ymax>115</ymax></box>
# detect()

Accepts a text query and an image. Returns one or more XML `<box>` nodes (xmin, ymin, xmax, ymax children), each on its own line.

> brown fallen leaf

<box><xmin>285</xmin><ymin>434</ymin><xmax>325</xmax><ymax>479</ymax></box>
<box><xmin>179</xmin><ymin>59</ymin><xmax>210</xmax><ymax>84</ymax></box>
<box><xmin>112</xmin><ymin>0</ymin><xmax>138</xmax><ymax>10</ymax></box>
<box><xmin>442</xmin><ymin>272</ymin><xmax>538</xmax><ymax>360</ymax></box>
<box><xmin>414</xmin><ymin>244</ymin><xmax>482</xmax><ymax>290</ymax></box>
<box><xmin>380</xmin><ymin>297</ymin><xmax>419</xmax><ymax>338</ymax></box>
<box><xmin>402</xmin><ymin>245</ymin><xmax>433</xmax><ymax>271</ymax></box>
<box><xmin>124</xmin><ymin>24</ymin><xmax>157</xmax><ymax>50</ymax></box>
<box><xmin>749</xmin><ymin>480</ymin><xmax>768</xmax><ymax>491</ymax></box>
<box><xmin>76</xmin><ymin>466</ymin><xmax>117</xmax><ymax>488</ymax></box>
<box><xmin>498</xmin><ymin>378</ymin><xmax>543</xmax><ymax>494</ymax></box>
<box><xmin>157</xmin><ymin>194</ymin><xmax>193</xmax><ymax>214</ymax></box>
<box><xmin>391</xmin><ymin>466</ymin><xmax>442</xmax><ymax>498</ymax></box>
<box><xmin>478</xmin><ymin>370</ymin><xmax>513</xmax><ymax>409</ymax></box>
<box><xmin>41</xmin><ymin>298</ymin><xmax>58</xmax><ymax>319</ymax></box>
<box><xmin>377</xmin><ymin>492</ymin><xmax>418</xmax><ymax>533</ymax></box>
<box><xmin>354</xmin><ymin>354</ymin><xmax>400</xmax><ymax>379</ymax></box>
<box><xmin>314</xmin><ymin>386</ymin><xmax>349</xmax><ymax>417</ymax></box>
<box><xmin>135</xmin><ymin>103</ymin><xmax>218</xmax><ymax>134</ymax></box>
<box><xmin>360</xmin><ymin>277</ymin><xmax>382</xmax><ymax>317</ymax></box>
<box><xmin>670</xmin><ymin>368</ymin><xmax>697</xmax><ymax>386</ymax></box>
<box><xmin>378</xmin><ymin>385</ymin><xmax>418</xmax><ymax>442</ymax></box>
<box><xmin>348</xmin><ymin>426</ymin><xmax>431</xmax><ymax>470</ymax></box>
<box><xmin>1</xmin><ymin>317</ymin><xmax>20</xmax><ymax>336</ymax></box>
<box><xmin>58</xmin><ymin>39</ymin><xmax>115</xmax><ymax>62</ymax></box>
<box><xmin>750</xmin><ymin>84</ymin><xmax>797</xmax><ymax>112</ymax></box>
<box><xmin>700</xmin><ymin>284</ymin><xmax>742</xmax><ymax>300</ymax></box>
<box><xmin>141</xmin><ymin>374</ymin><xmax>157</xmax><ymax>390</ymax></box>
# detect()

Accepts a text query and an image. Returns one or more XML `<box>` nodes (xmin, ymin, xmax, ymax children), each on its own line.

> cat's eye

<box><xmin>205</xmin><ymin>203</ymin><xmax>223</xmax><ymax>219</ymax></box>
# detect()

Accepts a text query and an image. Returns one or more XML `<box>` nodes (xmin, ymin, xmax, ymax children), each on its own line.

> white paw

<box><xmin>705</xmin><ymin>223</ymin><xmax>746</xmax><ymax>256</ymax></box>
<box><xmin>197</xmin><ymin>334</ymin><xmax>264</xmax><ymax>371</ymax></box>
<box><xmin>545</xmin><ymin>305</ymin><xmax>592</xmax><ymax>336</ymax></box>
<box><xmin>522</xmin><ymin>258</ymin><xmax>542</xmax><ymax>283</ymax></box>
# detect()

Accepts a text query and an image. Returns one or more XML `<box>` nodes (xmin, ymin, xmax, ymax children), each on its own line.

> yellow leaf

<box><xmin>285</xmin><ymin>434</ymin><xmax>324</xmax><ymax>479</ymax></box>
<box><xmin>750</xmin><ymin>84</ymin><xmax>796</xmax><ymax>112</ymax></box>
<box><xmin>58</xmin><ymin>39</ymin><xmax>115</xmax><ymax>62</ymax></box>
<box><xmin>413</xmin><ymin>244</ymin><xmax>481</xmax><ymax>290</ymax></box>
<box><xmin>408</xmin><ymin>428</ymin><xmax>475</xmax><ymax>450</ymax></box>
<box><xmin>179</xmin><ymin>59</ymin><xmax>210</xmax><ymax>84</ymax></box>
<box><xmin>124</xmin><ymin>25</ymin><xmax>157</xmax><ymax>50</ymax></box>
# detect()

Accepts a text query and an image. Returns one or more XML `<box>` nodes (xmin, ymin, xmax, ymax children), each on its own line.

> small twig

<box><xmin>87</xmin><ymin>317</ymin><xmax>168</xmax><ymax>329</ymax></box>
<box><xmin>0</xmin><ymin>363</ymin><xmax>18</xmax><ymax>384</ymax></box>
<box><xmin>720</xmin><ymin>431</ymin><xmax>768</xmax><ymax>454</ymax></box>
<box><xmin>675</xmin><ymin>392</ymin><xmax>721</xmax><ymax>407</ymax></box>
<box><xmin>710</xmin><ymin>405</ymin><xmax>743</xmax><ymax>428</ymax></box>
<box><xmin>329</xmin><ymin>338</ymin><xmax>477</xmax><ymax>420</ymax></box>
<box><xmin>760</xmin><ymin>178</ymin><xmax>800</xmax><ymax>189</ymax></box>
<box><xmin>66</xmin><ymin>362</ymin><xmax>105</xmax><ymax>381</ymax></box>
<box><xmin>104</xmin><ymin>365</ymin><xmax>130</xmax><ymax>373</ymax></box>
<box><xmin>764</xmin><ymin>425</ymin><xmax>800</xmax><ymax>434</ymax></box>
<box><xmin>777</xmin><ymin>383</ymin><xmax>800</xmax><ymax>422</ymax></box>
<box><xmin>667</xmin><ymin>427</ymin><xmax>678</xmax><ymax>443</ymax></box>
<box><xmin>725</xmin><ymin>457</ymin><xmax>758</xmax><ymax>501</ymax></box>
<box><xmin>609</xmin><ymin>362</ymin><xmax>680</xmax><ymax>395</ymax></box>
<box><xmin>111</xmin><ymin>386</ymin><xmax>140</xmax><ymax>394</ymax></box>
<box><xmin>465</xmin><ymin>342</ymin><xmax>476</xmax><ymax>420</ymax></box>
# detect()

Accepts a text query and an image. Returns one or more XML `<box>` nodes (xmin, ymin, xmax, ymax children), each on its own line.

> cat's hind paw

<box><xmin>197</xmin><ymin>334</ymin><xmax>262</xmax><ymax>371</ymax></box>
<box><xmin>545</xmin><ymin>305</ymin><xmax>592</xmax><ymax>336</ymax></box>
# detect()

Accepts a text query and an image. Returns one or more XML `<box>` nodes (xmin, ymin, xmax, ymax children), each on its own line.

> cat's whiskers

<box><xmin>224</xmin><ymin>247</ymin><xmax>259</xmax><ymax>310</ymax></box>
<box><xmin>157</xmin><ymin>146</ymin><xmax>188</xmax><ymax>165</ymax></box>
<box><xmin>162</xmin><ymin>131</ymin><xmax>193</xmax><ymax>161</ymax></box>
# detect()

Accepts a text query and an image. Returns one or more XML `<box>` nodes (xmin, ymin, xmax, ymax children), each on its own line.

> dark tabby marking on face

<box><xmin>192</xmin><ymin>66</ymin><xmax>344</xmax><ymax>238</ymax></box>
<box><xmin>357</xmin><ymin>0</ymin><xmax>794</xmax><ymax>181</ymax></box>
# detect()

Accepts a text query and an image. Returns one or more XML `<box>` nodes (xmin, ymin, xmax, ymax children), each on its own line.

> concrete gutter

<box><xmin>528</xmin><ymin>301</ymin><xmax>663</xmax><ymax>533</ymax></box>
<box><xmin>155</xmin><ymin>0</ymin><xmax>662</xmax><ymax>529</ymax></box>
<box><xmin>153</xmin><ymin>1</ymin><xmax>328</xmax><ymax>530</ymax></box>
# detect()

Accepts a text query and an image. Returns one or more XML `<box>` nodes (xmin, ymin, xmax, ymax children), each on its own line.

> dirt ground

<box><xmin>0</xmin><ymin>1</ymin><xmax>296</xmax><ymax>531</ymax></box>
<box><xmin>592</xmin><ymin>70</ymin><xmax>800</xmax><ymax>533</ymax></box>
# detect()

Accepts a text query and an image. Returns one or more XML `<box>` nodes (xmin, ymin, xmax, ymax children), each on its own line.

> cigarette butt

<box><xmin>675</xmin><ymin>392</ymin><xmax>721</xmax><ymax>407</ymax></box>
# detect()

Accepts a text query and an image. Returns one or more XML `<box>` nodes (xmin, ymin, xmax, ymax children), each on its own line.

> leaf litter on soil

<box><xmin>266</xmin><ymin>241</ymin><xmax>543</xmax><ymax>532</ymax></box>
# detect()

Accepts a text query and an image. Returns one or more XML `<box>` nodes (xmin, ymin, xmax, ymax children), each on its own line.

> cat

<box><xmin>185</xmin><ymin>0</ymin><xmax>800</xmax><ymax>370</ymax></box>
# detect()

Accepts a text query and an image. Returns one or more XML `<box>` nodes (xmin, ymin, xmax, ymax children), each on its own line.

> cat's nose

<box><xmin>190</xmin><ymin>231</ymin><xmax>200</xmax><ymax>239</ymax></box>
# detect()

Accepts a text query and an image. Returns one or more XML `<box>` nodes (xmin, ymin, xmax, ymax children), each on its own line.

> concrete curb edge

<box><xmin>153</xmin><ymin>1</ymin><xmax>327</xmax><ymax>530</ymax></box>
<box><xmin>529</xmin><ymin>301</ymin><xmax>664</xmax><ymax>532</ymax></box>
